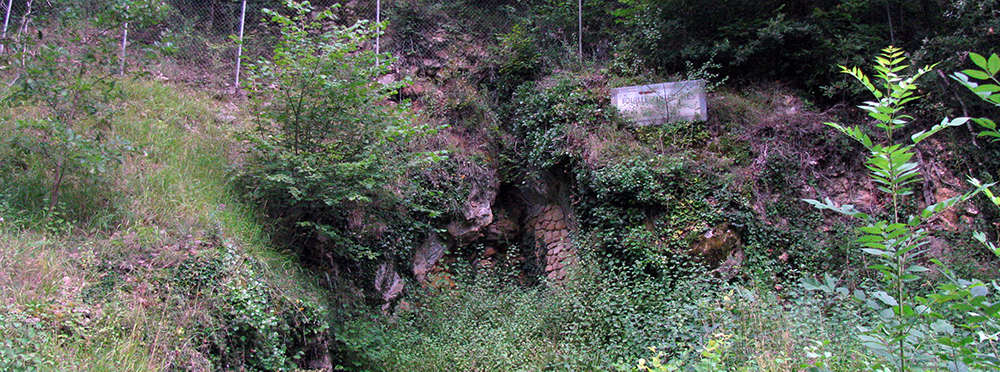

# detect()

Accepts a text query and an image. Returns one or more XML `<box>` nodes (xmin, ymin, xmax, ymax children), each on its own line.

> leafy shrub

<box><xmin>491</xmin><ymin>23</ymin><xmax>542</xmax><ymax>100</ymax></box>
<box><xmin>0</xmin><ymin>307</ymin><xmax>56</xmax><ymax>370</ymax></box>
<box><xmin>239</xmin><ymin>0</ymin><xmax>442</xmax><ymax>262</ymax></box>
<box><xmin>171</xmin><ymin>242</ymin><xmax>329</xmax><ymax>371</ymax></box>
<box><xmin>0</xmin><ymin>31</ymin><xmax>130</xmax><ymax>229</ymax></box>
<box><xmin>341</xmin><ymin>253</ymin><xmax>869</xmax><ymax>371</ymax></box>
<box><xmin>93</xmin><ymin>0</ymin><xmax>172</xmax><ymax>29</ymax></box>
<box><xmin>505</xmin><ymin>74</ymin><xmax>618</xmax><ymax>171</ymax></box>
<box><xmin>576</xmin><ymin>157</ymin><xmax>708</xmax><ymax>235</ymax></box>
<box><xmin>607</xmin><ymin>0</ymin><xmax>973</xmax><ymax>100</ymax></box>
<box><xmin>805</xmin><ymin>47</ymin><xmax>994</xmax><ymax>370</ymax></box>
<box><xmin>634</xmin><ymin>120</ymin><xmax>710</xmax><ymax>151</ymax></box>
<box><xmin>611</xmin><ymin>0</ymin><xmax>827</xmax><ymax>89</ymax></box>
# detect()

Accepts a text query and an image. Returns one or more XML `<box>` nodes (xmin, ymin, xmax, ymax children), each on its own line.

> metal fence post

<box><xmin>1</xmin><ymin>0</ymin><xmax>12</xmax><ymax>54</ymax></box>
<box><xmin>234</xmin><ymin>0</ymin><xmax>247</xmax><ymax>91</ymax></box>
<box><xmin>375</xmin><ymin>0</ymin><xmax>380</xmax><ymax>68</ymax></box>
<box><xmin>17</xmin><ymin>0</ymin><xmax>31</xmax><ymax>38</ymax></box>
<box><xmin>577</xmin><ymin>0</ymin><xmax>582</xmax><ymax>59</ymax></box>
<box><xmin>120</xmin><ymin>5</ymin><xmax>129</xmax><ymax>75</ymax></box>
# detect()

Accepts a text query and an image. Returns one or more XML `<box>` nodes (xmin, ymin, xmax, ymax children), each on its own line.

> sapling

<box><xmin>916</xmin><ymin>52</ymin><xmax>1000</xmax><ymax>371</ymax></box>
<box><xmin>951</xmin><ymin>52</ymin><xmax>1000</xmax><ymax>210</ymax></box>
<box><xmin>805</xmin><ymin>46</ymin><xmax>988</xmax><ymax>371</ymax></box>
<box><xmin>239</xmin><ymin>0</ymin><xmax>443</xmax><ymax>261</ymax></box>
<box><xmin>2</xmin><ymin>32</ymin><xmax>130</xmax><ymax>222</ymax></box>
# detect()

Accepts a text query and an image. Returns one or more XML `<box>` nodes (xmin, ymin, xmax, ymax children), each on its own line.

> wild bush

<box><xmin>0</xmin><ymin>30</ymin><xmax>131</xmax><ymax>229</ymax></box>
<box><xmin>804</xmin><ymin>46</ymin><xmax>995</xmax><ymax>370</ymax></box>
<box><xmin>170</xmin><ymin>242</ymin><xmax>329</xmax><ymax>371</ymax></box>
<box><xmin>239</xmin><ymin>0</ymin><xmax>443</xmax><ymax>262</ymax></box>
<box><xmin>0</xmin><ymin>306</ymin><xmax>55</xmax><ymax>370</ymax></box>
<box><xmin>608</xmin><ymin>0</ymin><xmax>965</xmax><ymax>100</ymax></box>
<box><xmin>340</xmin><ymin>251</ymin><xmax>868</xmax><ymax>371</ymax></box>
<box><xmin>505</xmin><ymin>74</ymin><xmax>618</xmax><ymax>172</ymax></box>
<box><xmin>491</xmin><ymin>24</ymin><xmax>542</xmax><ymax>100</ymax></box>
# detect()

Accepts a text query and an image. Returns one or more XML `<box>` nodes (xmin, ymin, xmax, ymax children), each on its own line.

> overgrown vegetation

<box><xmin>0</xmin><ymin>16</ymin><xmax>331</xmax><ymax>367</ymax></box>
<box><xmin>3</xmin><ymin>0</ymin><xmax>1000</xmax><ymax>371</ymax></box>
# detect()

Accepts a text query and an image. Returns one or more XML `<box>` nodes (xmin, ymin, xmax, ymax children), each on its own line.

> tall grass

<box><xmin>0</xmin><ymin>78</ymin><xmax>324</xmax><ymax>370</ymax></box>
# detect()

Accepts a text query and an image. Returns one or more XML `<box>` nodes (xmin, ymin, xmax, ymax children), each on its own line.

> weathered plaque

<box><xmin>611</xmin><ymin>80</ymin><xmax>708</xmax><ymax>125</ymax></box>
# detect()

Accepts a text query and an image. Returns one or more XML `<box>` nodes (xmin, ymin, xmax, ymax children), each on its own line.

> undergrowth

<box><xmin>0</xmin><ymin>78</ymin><xmax>330</xmax><ymax>371</ymax></box>
<box><xmin>338</xmin><ymin>255</ymin><xmax>869</xmax><ymax>371</ymax></box>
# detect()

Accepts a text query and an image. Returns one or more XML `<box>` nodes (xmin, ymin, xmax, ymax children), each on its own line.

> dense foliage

<box><xmin>238</xmin><ymin>1</ymin><xmax>442</xmax><ymax>262</ymax></box>
<box><xmin>3</xmin><ymin>0</ymin><xmax>1000</xmax><ymax>371</ymax></box>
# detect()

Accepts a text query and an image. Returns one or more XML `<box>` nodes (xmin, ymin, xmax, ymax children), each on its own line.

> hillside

<box><xmin>2</xmin><ymin>1</ymin><xmax>1000</xmax><ymax>371</ymax></box>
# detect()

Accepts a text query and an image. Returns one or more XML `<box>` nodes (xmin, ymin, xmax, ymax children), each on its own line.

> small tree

<box><xmin>239</xmin><ymin>0</ymin><xmax>442</xmax><ymax>261</ymax></box>
<box><xmin>2</xmin><ymin>30</ymin><xmax>130</xmax><ymax>225</ymax></box>
<box><xmin>94</xmin><ymin>0</ymin><xmax>171</xmax><ymax>75</ymax></box>
<box><xmin>805</xmin><ymin>46</ymin><xmax>989</xmax><ymax>371</ymax></box>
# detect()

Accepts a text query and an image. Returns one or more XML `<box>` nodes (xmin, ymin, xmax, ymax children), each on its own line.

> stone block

<box><xmin>611</xmin><ymin>80</ymin><xmax>708</xmax><ymax>125</ymax></box>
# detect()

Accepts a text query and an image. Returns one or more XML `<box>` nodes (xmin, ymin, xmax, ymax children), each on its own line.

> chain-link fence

<box><xmin>352</xmin><ymin>0</ymin><xmax>591</xmax><ymax>64</ymax></box>
<box><xmin>0</xmin><ymin>0</ymin><xmax>591</xmax><ymax>93</ymax></box>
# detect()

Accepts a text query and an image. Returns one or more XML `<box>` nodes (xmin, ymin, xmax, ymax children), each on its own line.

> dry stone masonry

<box><xmin>531</xmin><ymin>204</ymin><xmax>576</xmax><ymax>281</ymax></box>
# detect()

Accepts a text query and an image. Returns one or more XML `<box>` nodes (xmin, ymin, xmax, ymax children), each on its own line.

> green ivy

<box><xmin>170</xmin><ymin>242</ymin><xmax>329</xmax><ymax>371</ymax></box>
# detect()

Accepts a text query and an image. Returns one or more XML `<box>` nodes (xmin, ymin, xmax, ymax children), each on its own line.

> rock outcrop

<box><xmin>374</xmin><ymin>263</ymin><xmax>404</xmax><ymax>313</ymax></box>
<box><xmin>413</xmin><ymin>234</ymin><xmax>447</xmax><ymax>284</ymax></box>
<box><xmin>447</xmin><ymin>176</ymin><xmax>499</xmax><ymax>245</ymax></box>
<box><xmin>688</xmin><ymin>223</ymin><xmax>742</xmax><ymax>268</ymax></box>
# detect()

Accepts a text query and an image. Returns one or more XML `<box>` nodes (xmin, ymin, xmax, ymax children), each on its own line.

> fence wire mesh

<box><xmin>0</xmin><ymin>0</ymin><xmax>592</xmax><ymax>93</ymax></box>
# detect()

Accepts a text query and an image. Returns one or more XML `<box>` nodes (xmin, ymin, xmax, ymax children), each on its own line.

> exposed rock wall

<box><xmin>374</xmin><ymin>262</ymin><xmax>404</xmax><ymax>313</ymax></box>
<box><xmin>413</xmin><ymin>234</ymin><xmax>446</xmax><ymax>284</ymax></box>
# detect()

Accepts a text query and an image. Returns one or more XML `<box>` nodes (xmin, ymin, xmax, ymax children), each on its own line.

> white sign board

<box><xmin>611</xmin><ymin>80</ymin><xmax>708</xmax><ymax>125</ymax></box>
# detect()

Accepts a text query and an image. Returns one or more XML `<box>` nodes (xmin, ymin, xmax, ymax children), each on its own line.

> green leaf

<box><xmin>873</xmin><ymin>291</ymin><xmax>899</xmax><ymax>307</ymax></box>
<box><xmin>824</xmin><ymin>122</ymin><xmax>873</xmax><ymax>148</ymax></box>
<box><xmin>977</xmin><ymin>131</ymin><xmax>1000</xmax><ymax>140</ymax></box>
<box><xmin>858</xmin><ymin>225</ymin><xmax>883</xmax><ymax>234</ymax></box>
<box><xmin>879</xmin><ymin>308</ymin><xmax>895</xmax><ymax>320</ymax></box>
<box><xmin>862</xmin><ymin>248</ymin><xmax>892</xmax><ymax>258</ymax></box>
<box><xmin>970</xmin><ymin>284</ymin><xmax>989</xmax><ymax>298</ymax></box>
<box><xmin>973</xmin><ymin>84</ymin><xmax>1000</xmax><ymax>95</ymax></box>
<box><xmin>973</xmin><ymin>117</ymin><xmax>997</xmax><ymax>130</ymax></box>
<box><xmin>858</xmin><ymin>235</ymin><xmax>884</xmax><ymax>244</ymax></box>
<box><xmin>906</xmin><ymin>265</ymin><xmax>930</xmax><ymax>273</ymax></box>
<box><xmin>931</xmin><ymin>319</ymin><xmax>955</xmax><ymax>335</ymax></box>
<box><xmin>963</xmin><ymin>69</ymin><xmax>990</xmax><ymax>80</ymax></box>
<box><xmin>973</xmin><ymin>231</ymin><xmax>989</xmax><ymax>244</ymax></box>
<box><xmin>803</xmin><ymin>198</ymin><xmax>870</xmax><ymax>220</ymax></box>
<box><xmin>990</xmin><ymin>53</ymin><xmax>1000</xmax><ymax>75</ymax></box>
<box><xmin>921</xmin><ymin>193</ymin><xmax>966</xmax><ymax>219</ymax></box>
<box><xmin>912</xmin><ymin>117</ymin><xmax>969</xmax><ymax>144</ymax></box>
<box><xmin>970</xmin><ymin>53</ymin><xmax>989</xmax><ymax>70</ymax></box>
